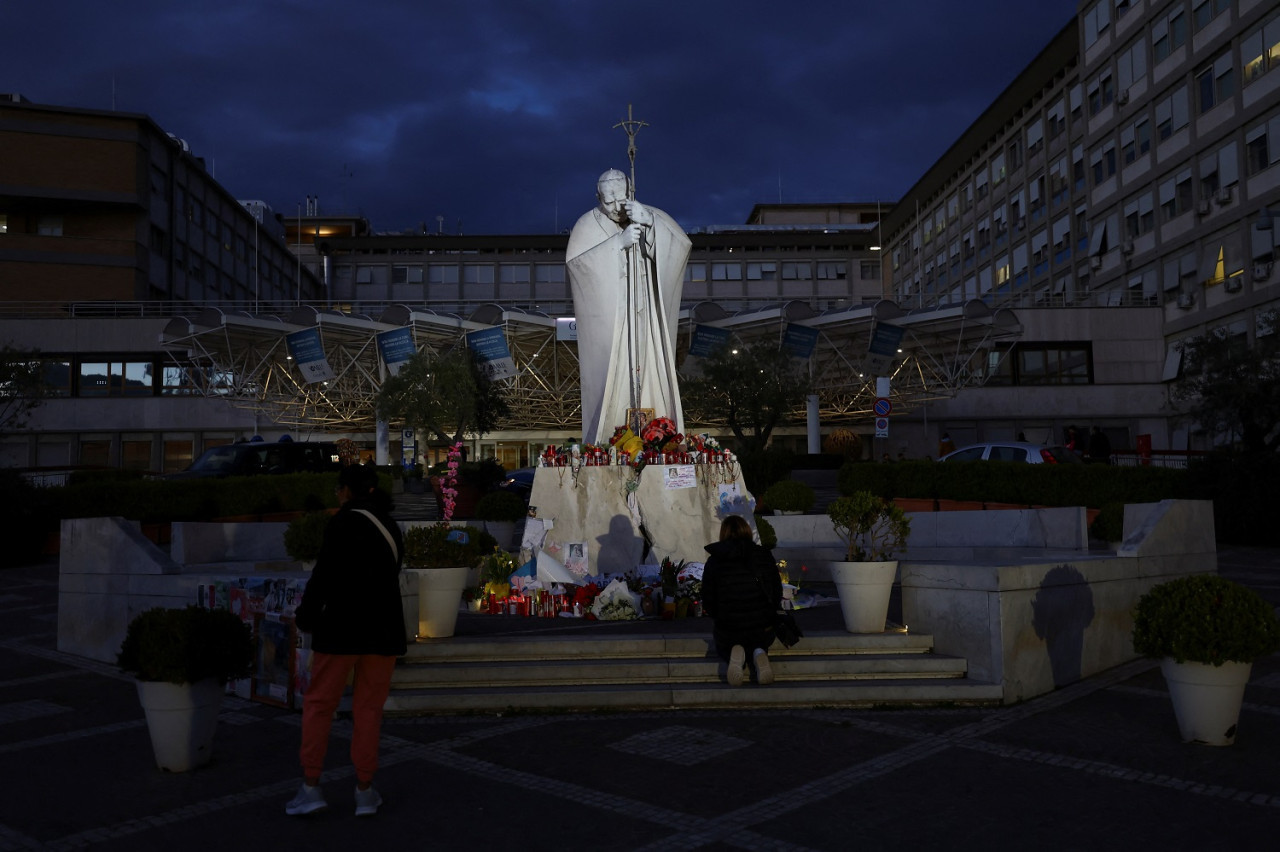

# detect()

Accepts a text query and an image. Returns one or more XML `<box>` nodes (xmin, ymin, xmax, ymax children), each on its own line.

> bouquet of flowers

<box><xmin>590</xmin><ymin>578</ymin><xmax>641</xmax><ymax>621</ymax></box>
<box><xmin>659</xmin><ymin>556</ymin><xmax>685</xmax><ymax>599</ymax></box>
<box><xmin>570</xmin><ymin>583</ymin><xmax>600</xmax><ymax>615</ymax></box>
<box><xmin>479</xmin><ymin>547</ymin><xmax>517</xmax><ymax>597</ymax></box>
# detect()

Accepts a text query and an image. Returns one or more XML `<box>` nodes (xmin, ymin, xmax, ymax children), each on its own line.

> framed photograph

<box><xmin>627</xmin><ymin>407</ymin><xmax>655</xmax><ymax>434</ymax></box>
<box><xmin>564</xmin><ymin>541</ymin><xmax>589</xmax><ymax>578</ymax></box>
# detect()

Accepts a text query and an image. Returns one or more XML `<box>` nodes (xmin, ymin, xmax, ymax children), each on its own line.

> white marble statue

<box><xmin>567</xmin><ymin>169</ymin><xmax>692</xmax><ymax>445</ymax></box>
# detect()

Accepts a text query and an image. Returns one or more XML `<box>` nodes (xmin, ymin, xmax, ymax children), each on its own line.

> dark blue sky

<box><xmin>2</xmin><ymin>0</ymin><xmax>1079</xmax><ymax>234</ymax></box>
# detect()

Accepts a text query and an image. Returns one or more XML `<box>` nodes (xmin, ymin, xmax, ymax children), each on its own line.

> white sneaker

<box><xmin>285</xmin><ymin>783</ymin><xmax>327</xmax><ymax>816</ymax></box>
<box><xmin>727</xmin><ymin>645</ymin><xmax>746</xmax><ymax>686</ymax></box>
<box><xmin>355</xmin><ymin>785</ymin><xmax>383</xmax><ymax>817</ymax></box>
<box><xmin>754</xmin><ymin>649</ymin><xmax>774</xmax><ymax>685</ymax></box>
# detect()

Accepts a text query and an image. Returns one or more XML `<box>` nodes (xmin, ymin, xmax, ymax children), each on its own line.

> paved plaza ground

<box><xmin>0</xmin><ymin>547</ymin><xmax>1276</xmax><ymax>850</ymax></box>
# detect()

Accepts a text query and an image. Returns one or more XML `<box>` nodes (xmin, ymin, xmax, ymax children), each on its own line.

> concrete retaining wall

<box><xmin>59</xmin><ymin>500</ymin><xmax>1215</xmax><ymax>707</ymax></box>
<box><xmin>57</xmin><ymin>517</ymin><xmax>419</xmax><ymax>665</ymax></box>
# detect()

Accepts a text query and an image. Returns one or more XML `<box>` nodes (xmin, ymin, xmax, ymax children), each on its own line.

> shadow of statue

<box><xmin>594</xmin><ymin>513</ymin><xmax>646</xmax><ymax>574</ymax></box>
<box><xmin>1031</xmin><ymin>563</ymin><xmax>1096</xmax><ymax>688</ymax></box>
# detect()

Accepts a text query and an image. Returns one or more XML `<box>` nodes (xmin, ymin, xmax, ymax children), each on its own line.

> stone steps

<box><xmin>385</xmin><ymin>628</ymin><xmax>1002</xmax><ymax>714</ymax></box>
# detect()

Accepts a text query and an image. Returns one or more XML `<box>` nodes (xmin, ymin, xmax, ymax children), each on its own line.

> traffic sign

<box><xmin>873</xmin><ymin>397</ymin><xmax>893</xmax><ymax>417</ymax></box>
<box><xmin>875</xmin><ymin>417</ymin><xmax>889</xmax><ymax>437</ymax></box>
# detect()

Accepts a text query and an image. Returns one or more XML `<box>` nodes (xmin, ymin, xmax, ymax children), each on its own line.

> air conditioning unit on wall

<box><xmin>1177</xmin><ymin>292</ymin><xmax>1195</xmax><ymax>309</ymax></box>
<box><xmin>1197</xmin><ymin>199</ymin><xmax>1212</xmax><ymax>216</ymax></box>
<box><xmin>1216</xmin><ymin>186</ymin><xmax>1233</xmax><ymax>205</ymax></box>
<box><xmin>1224</xmin><ymin>276</ymin><xmax>1243</xmax><ymax>293</ymax></box>
<box><xmin>1116</xmin><ymin>89</ymin><xmax>1130</xmax><ymax>106</ymax></box>
<box><xmin>1253</xmin><ymin>262</ymin><xmax>1273</xmax><ymax>282</ymax></box>
<box><xmin>1090</xmin><ymin>255</ymin><xmax>1103</xmax><ymax>270</ymax></box>
<box><xmin>1121</xmin><ymin>240</ymin><xmax>1135</xmax><ymax>255</ymax></box>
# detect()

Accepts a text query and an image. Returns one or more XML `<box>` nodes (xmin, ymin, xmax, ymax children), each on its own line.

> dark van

<box><xmin>164</xmin><ymin>441</ymin><xmax>342</xmax><ymax>479</ymax></box>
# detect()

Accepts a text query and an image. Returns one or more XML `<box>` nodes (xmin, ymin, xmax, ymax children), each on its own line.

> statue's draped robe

<box><xmin>566</xmin><ymin>205</ymin><xmax>691</xmax><ymax>445</ymax></box>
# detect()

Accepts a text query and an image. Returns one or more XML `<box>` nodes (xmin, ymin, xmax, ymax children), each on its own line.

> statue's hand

<box><xmin>621</xmin><ymin>223</ymin><xmax>645</xmax><ymax>248</ymax></box>
<box><xmin>624</xmin><ymin>201</ymin><xmax>653</xmax><ymax>226</ymax></box>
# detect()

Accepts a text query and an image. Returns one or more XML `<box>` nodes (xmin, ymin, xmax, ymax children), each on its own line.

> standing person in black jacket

<box><xmin>701</xmin><ymin>514</ymin><xmax>783</xmax><ymax>686</ymax></box>
<box><xmin>286</xmin><ymin>463</ymin><xmax>406</xmax><ymax>818</ymax></box>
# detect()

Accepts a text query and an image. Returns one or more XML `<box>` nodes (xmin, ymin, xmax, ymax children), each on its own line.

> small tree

<box><xmin>0</xmin><ymin>345</ymin><xmax>49</xmax><ymax>433</ymax></box>
<box><xmin>1172</xmin><ymin>320</ymin><xmax>1280</xmax><ymax>453</ymax></box>
<box><xmin>680</xmin><ymin>340</ymin><xmax>811</xmax><ymax>455</ymax></box>
<box><xmin>375</xmin><ymin>347</ymin><xmax>510</xmax><ymax>445</ymax></box>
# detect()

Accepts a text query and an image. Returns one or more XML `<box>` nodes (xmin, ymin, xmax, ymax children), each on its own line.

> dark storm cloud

<box><xmin>1</xmin><ymin>0</ymin><xmax>1077</xmax><ymax>234</ymax></box>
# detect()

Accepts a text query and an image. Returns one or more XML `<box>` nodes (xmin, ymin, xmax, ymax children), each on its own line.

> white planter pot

<box><xmin>484</xmin><ymin>520</ymin><xmax>516</xmax><ymax>547</ymax></box>
<box><xmin>135</xmin><ymin>678</ymin><xmax>225</xmax><ymax>772</ymax></box>
<box><xmin>1160</xmin><ymin>658</ymin><xmax>1252</xmax><ymax>746</ymax></box>
<box><xmin>829</xmin><ymin>560</ymin><xmax>897</xmax><ymax>633</ymax></box>
<box><xmin>418</xmin><ymin>565</ymin><xmax>469</xmax><ymax>638</ymax></box>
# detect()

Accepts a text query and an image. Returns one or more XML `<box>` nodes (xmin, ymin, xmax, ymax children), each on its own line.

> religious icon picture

<box><xmin>627</xmin><ymin>408</ymin><xmax>655</xmax><ymax>435</ymax></box>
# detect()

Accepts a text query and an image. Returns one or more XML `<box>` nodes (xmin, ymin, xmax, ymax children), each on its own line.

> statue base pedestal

<box><xmin>526</xmin><ymin>465</ymin><xmax>756</xmax><ymax>576</ymax></box>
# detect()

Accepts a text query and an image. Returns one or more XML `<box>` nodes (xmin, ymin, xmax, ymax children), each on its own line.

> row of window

<box><xmin>986</xmin><ymin>343</ymin><xmax>1093</xmax><ymax>386</ymax></box>
<box><xmin>12</xmin><ymin>357</ymin><xmax>239</xmax><ymax>399</ymax></box>
<box><xmin>899</xmin><ymin>211</ymin><xmax>1276</xmax><ymax>307</ymax></box>
<box><xmin>913</xmin><ymin>4</ymin><xmax>1278</xmax><ymax>255</ymax></box>
<box><xmin>1085</xmin><ymin>0</ymin><xmax>1232</xmax><ymax>51</ymax></box>
<box><xmin>1086</xmin><ymin>5</ymin><xmax>1280</xmax><ymax>124</ymax></box>
<box><xmin>339</xmin><ymin>259</ymin><xmax>879</xmax><ymax>288</ymax></box>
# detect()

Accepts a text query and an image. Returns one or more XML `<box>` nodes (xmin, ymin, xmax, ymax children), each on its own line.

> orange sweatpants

<box><xmin>299</xmin><ymin>652</ymin><xmax>397</xmax><ymax>784</ymax></box>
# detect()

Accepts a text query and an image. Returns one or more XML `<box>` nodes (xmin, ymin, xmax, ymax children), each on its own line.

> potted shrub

<box><xmin>474</xmin><ymin>489</ymin><xmax>526</xmax><ymax>547</ymax></box>
<box><xmin>283</xmin><ymin>510</ymin><xmax>330</xmax><ymax>565</ymax></box>
<box><xmin>117</xmin><ymin>605</ymin><xmax>255</xmax><ymax>772</ymax></box>
<box><xmin>755</xmin><ymin>516</ymin><xmax>777</xmax><ymax>550</ymax></box>
<box><xmin>1131</xmin><ymin>574</ymin><xmax>1280</xmax><ymax>745</ymax></box>
<box><xmin>761</xmin><ymin>478</ymin><xmax>816</xmax><ymax>514</ymax></box>
<box><xmin>403</xmin><ymin>523</ymin><xmax>496</xmax><ymax>638</ymax></box>
<box><xmin>826</xmin><ymin>491</ymin><xmax>911</xmax><ymax>633</ymax></box>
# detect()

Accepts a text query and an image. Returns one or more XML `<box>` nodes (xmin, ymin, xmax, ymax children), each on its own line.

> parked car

<box><xmin>939</xmin><ymin>442</ymin><xmax>1083</xmax><ymax>464</ymax></box>
<box><xmin>162</xmin><ymin>440</ymin><xmax>342</xmax><ymax>479</ymax></box>
<box><xmin>493</xmin><ymin>467</ymin><xmax>536</xmax><ymax>504</ymax></box>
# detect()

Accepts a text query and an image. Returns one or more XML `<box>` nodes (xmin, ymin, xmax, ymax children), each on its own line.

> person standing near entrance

<box><xmin>1088</xmin><ymin>426</ymin><xmax>1113</xmax><ymax>464</ymax></box>
<box><xmin>287</xmin><ymin>463</ymin><xmax>405</xmax><ymax>818</ymax></box>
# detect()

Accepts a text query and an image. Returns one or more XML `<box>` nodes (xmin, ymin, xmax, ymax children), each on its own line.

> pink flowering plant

<box><xmin>439</xmin><ymin>442</ymin><xmax>462</xmax><ymax>521</ymax></box>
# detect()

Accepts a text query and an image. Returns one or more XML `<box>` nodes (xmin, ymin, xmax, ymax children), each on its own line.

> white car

<box><xmin>939</xmin><ymin>442</ymin><xmax>1083</xmax><ymax>464</ymax></box>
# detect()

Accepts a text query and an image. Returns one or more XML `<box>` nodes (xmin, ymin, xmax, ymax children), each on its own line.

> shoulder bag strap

<box><xmin>352</xmin><ymin>509</ymin><xmax>399</xmax><ymax>563</ymax></box>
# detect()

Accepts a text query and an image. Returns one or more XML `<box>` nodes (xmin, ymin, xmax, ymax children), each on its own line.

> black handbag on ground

<box><xmin>774</xmin><ymin>609</ymin><xmax>803</xmax><ymax>648</ymax></box>
<box><xmin>755</xmin><ymin>569</ymin><xmax>802</xmax><ymax>648</ymax></box>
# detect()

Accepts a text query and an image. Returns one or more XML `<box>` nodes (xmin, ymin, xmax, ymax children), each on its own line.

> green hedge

<box><xmin>837</xmin><ymin>459</ymin><xmax>1188</xmax><ymax>506</ymax></box>
<box><xmin>1183</xmin><ymin>452</ymin><xmax>1280</xmax><ymax>546</ymax></box>
<box><xmin>836</xmin><ymin>459</ymin><xmax>1192</xmax><ymax>542</ymax></box>
<box><xmin>834</xmin><ymin>454</ymin><xmax>1280</xmax><ymax>546</ymax></box>
<box><xmin>736</xmin><ymin>447</ymin><xmax>796</xmax><ymax>497</ymax></box>
<box><xmin>49</xmin><ymin>472</ymin><xmax>343</xmax><ymax>523</ymax></box>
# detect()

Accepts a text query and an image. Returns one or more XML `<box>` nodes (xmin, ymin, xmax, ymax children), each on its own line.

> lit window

<box><xmin>1242</xmin><ymin>12</ymin><xmax>1280</xmax><ymax>87</ymax></box>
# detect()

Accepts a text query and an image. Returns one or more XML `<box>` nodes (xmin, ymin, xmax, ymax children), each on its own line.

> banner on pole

<box><xmin>286</xmin><ymin>328</ymin><xmax>334</xmax><ymax>383</ymax></box>
<box><xmin>466</xmin><ymin>326</ymin><xmax>517</xmax><ymax>380</ymax></box>
<box><xmin>376</xmin><ymin>327</ymin><xmax>416</xmax><ymax>376</ymax></box>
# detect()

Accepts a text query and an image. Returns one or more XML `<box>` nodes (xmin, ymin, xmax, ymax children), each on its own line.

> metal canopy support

<box><xmin>159</xmin><ymin>301</ymin><xmax>1023</xmax><ymax>433</ymax></box>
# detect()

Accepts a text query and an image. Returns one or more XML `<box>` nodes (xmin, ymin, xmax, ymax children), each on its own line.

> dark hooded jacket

<box><xmin>701</xmin><ymin>537</ymin><xmax>781</xmax><ymax>634</ymax></box>
<box><xmin>295</xmin><ymin>491</ymin><xmax>407</xmax><ymax>657</ymax></box>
